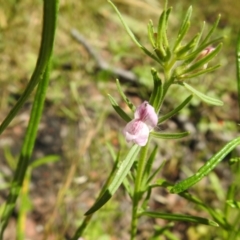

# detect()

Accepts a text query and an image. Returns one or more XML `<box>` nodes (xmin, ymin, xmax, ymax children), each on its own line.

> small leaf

<box><xmin>158</xmin><ymin>95</ymin><xmax>193</xmax><ymax>123</ymax></box>
<box><xmin>85</xmin><ymin>145</ymin><xmax>140</xmax><ymax>215</ymax></box>
<box><xmin>149</xmin><ymin>68</ymin><xmax>163</xmax><ymax>112</ymax></box>
<box><xmin>151</xmin><ymin>131</ymin><xmax>189</xmax><ymax>139</ymax></box>
<box><xmin>108</xmin><ymin>94</ymin><xmax>131</xmax><ymax>122</ymax></box>
<box><xmin>157</xmin><ymin>4</ymin><xmax>171</xmax><ymax>59</ymax></box>
<box><xmin>148</xmin><ymin>20</ymin><xmax>156</xmax><ymax>48</ymax></box>
<box><xmin>142</xmin><ymin>211</ymin><xmax>219</xmax><ymax>227</ymax></box>
<box><xmin>147</xmin><ymin>161</ymin><xmax>166</xmax><ymax>185</ymax></box>
<box><xmin>142</xmin><ymin>145</ymin><xmax>158</xmax><ymax>188</ymax></box>
<box><xmin>179</xmin><ymin>64</ymin><xmax>221</xmax><ymax>79</ymax></box>
<box><xmin>183</xmin><ymin>82</ymin><xmax>223</xmax><ymax>106</ymax></box>
<box><xmin>116</xmin><ymin>79</ymin><xmax>135</xmax><ymax>112</ymax></box>
<box><xmin>176</xmin><ymin>33</ymin><xmax>200</xmax><ymax>58</ymax></box>
<box><xmin>151</xmin><ymin>180</ymin><xmax>229</xmax><ymax>229</ymax></box>
<box><xmin>108</xmin><ymin>0</ymin><xmax>161</xmax><ymax>64</ymax></box>
<box><xmin>109</xmin><ymin>149</ymin><xmax>133</xmax><ymax>198</ymax></box>
<box><xmin>193</xmin><ymin>21</ymin><xmax>205</xmax><ymax>51</ymax></box>
<box><xmin>201</xmin><ymin>14</ymin><xmax>221</xmax><ymax>46</ymax></box>
<box><xmin>173</xmin><ymin>6</ymin><xmax>192</xmax><ymax>51</ymax></box>
<box><xmin>171</xmin><ymin>137</ymin><xmax>240</xmax><ymax>193</ymax></box>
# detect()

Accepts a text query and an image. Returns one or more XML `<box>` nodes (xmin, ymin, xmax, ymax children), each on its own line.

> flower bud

<box><xmin>196</xmin><ymin>47</ymin><xmax>215</xmax><ymax>69</ymax></box>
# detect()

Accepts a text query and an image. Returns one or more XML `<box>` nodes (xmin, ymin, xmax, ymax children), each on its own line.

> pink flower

<box><xmin>123</xmin><ymin>101</ymin><xmax>158</xmax><ymax>146</ymax></box>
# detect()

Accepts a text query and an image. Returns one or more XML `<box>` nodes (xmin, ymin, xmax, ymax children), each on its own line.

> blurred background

<box><xmin>0</xmin><ymin>0</ymin><xmax>240</xmax><ymax>239</ymax></box>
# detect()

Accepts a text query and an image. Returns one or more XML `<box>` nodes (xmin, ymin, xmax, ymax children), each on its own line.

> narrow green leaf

<box><xmin>158</xmin><ymin>95</ymin><xmax>193</xmax><ymax>123</ymax></box>
<box><xmin>157</xmin><ymin>7</ymin><xmax>167</xmax><ymax>53</ymax></box>
<box><xmin>100</xmin><ymin>151</ymin><xmax>122</xmax><ymax>195</ymax></box>
<box><xmin>85</xmin><ymin>145</ymin><xmax>140</xmax><ymax>215</ymax></box>
<box><xmin>224</xmin><ymin>185</ymin><xmax>236</xmax><ymax>217</ymax></box>
<box><xmin>180</xmin><ymin>43</ymin><xmax>222</xmax><ymax>75</ymax></box>
<box><xmin>143</xmin><ymin>146</ymin><xmax>158</xmax><ymax>178</ymax></box>
<box><xmin>142</xmin><ymin>211</ymin><xmax>219</xmax><ymax>227</ymax></box>
<box><xmin>183</xmin><ymin>82</ymin><xmax>223</xmax><ymax>106</ymax></box>
<box><xmin>108</xmin><ymin>94</ymin><xmax>131</xmax><ymax>122</ymax></box>
<box><xmin>156</xmin><ymin>5</ymin><xmax>171</xmax><ymax>61</ymax></box>
<box><xmin>149</xmin><ymin>68</ymin><xmax>163</xmax><ymax>112</ymax></box>
<box><xmin>173</xmin><ymin>6</ymin><xmax>192</xmax><ymax>51</ymax></box>
<box><xmin>176</xmin><ymin>33</ymin><xmax>200</xmax><ymax>58</ymax></box>
<box><xmin>142</xmin><ymin>145</ymin><xmax>158</xmax><ymax>188</ymax></box>
<box><xmin>180</xmin><ymin>36</ymin><xmax>223</xmax><ymax>62</ymax></box>
<box><xmin>201</xmin><ymin>14</ymin><xmax>221</xmax><ymax>46</ymax></box>
<box><xmin>226</xmin><ymin>200</ymin><xmax>240</xmax><ymax>209</ymax></box>
<box><xmin>179</xmin><ymin>64</ymin><xmax>221</xmax><ymax>79</ymax></box>
<box><xmin>151</xmin><ymin>131</ymin><xmax>189</xmax><ymax>139</ymax></box>
<box><xmin>171</xmin><ymin>137</ymin><xmax>240</xmax><ymax>193</ymax></box>
<box><xmin>180</xmin><ymin>192</ymin><xmax>230</xmax><ymax>229</ymax></box>
<box><xmin>108</xmin><ymin>0</ymin><xmax>161</xmax><ymax>64</ymax></box>
<box><xmin>193</xmin><ymin>21</ymin><xmax>206</xmax><ymax>51</ymax></box>
<box><xmin>110</xmin><ymin>150</ymin><xmax>134</xmax><ymax>198</ymax></box>
<box><xmin>236</xmin><ymin>31</ymin><xmax>240</xmax><ymax>120</ymax></box>
<box><xmin>148</xmin><ymin>20</ymin><xmax>156</xmax><ymax>48</ymax></box>
<box><xmin>116</xmin><ymin>79</ymin><xmax>135</xmax><ymax>111</ymax></box>
<box><xmin>30</xmin><ymin>155</ymin><xmax>60</xmax><ymax>169</ymax></box>
<box><xmin>0</xmin><ymin>0</ymin><xmax>58</xmax><ymax>135</ymax></box>
<box><xmin>147</xmin><ymin>161</ymin><xmax>166</xmax><ymax>185</ymax></box>
<box><xmin>151</xmin><ymin>180</ymin><xmax>230</xmax><ymax>229</ymax></box>
<box><xmin>157</xmin><ymin>5</ymin><xmax>172</xmax><ymax>47</ymax></box>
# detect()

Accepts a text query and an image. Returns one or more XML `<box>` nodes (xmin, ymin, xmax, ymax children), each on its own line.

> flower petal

<box><xmin>123</xmin><ymin>119</ymin><xmax>149</xmax><ymax>146</ymax></box>
<box><xmin>134</xmin><ymin>101</ymin><xmax>158</xmax><ymax>129</ymax></box>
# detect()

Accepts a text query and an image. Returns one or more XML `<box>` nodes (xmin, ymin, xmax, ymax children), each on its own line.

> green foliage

<box><xmin>1</xmin><ymin>0</ymin><xmax>240</xmax><ymax>239</ymax></box>
<box><xmin>0</xmin><ymin>0</ymin><xmax>59</xmax><ymax>237</ymax></box>
<box><xmin>171</xmin><ymin>137</ymin><xmax>240</xmax><ymax>194</ymax></box>
<box><xmin>85</xmin><ymin>145</ymin><xmax>140</xmax><ymax>215</ymax></box>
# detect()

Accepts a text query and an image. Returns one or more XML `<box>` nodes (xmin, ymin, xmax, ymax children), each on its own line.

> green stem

<box><xmin>0</xmin><ymin>63</ymin><xmax>52</xmax><ymax>238</ymax></box>
<box><xmin>0</xmin><ymin>0</ymin><xmax>58</xmax><ymax>135</ymax></box>
<box><xmin>236</xmin><ymin>31</ymin><xmax>240</xmax><ymax>121</ymax></box>
<box><xmin>158</xmin><ymin>75</ymin><xmax>175</xmax><ymax>111</ymax></box>
<box><xmin>71</xmin><ymin>215</ymin><xmax>93</xmax><ymax>240</ymax></box>
<box><xmin>131</xmin><ymin>142</ymin><xmax>150</xmax><ymax>239</ymax></box>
